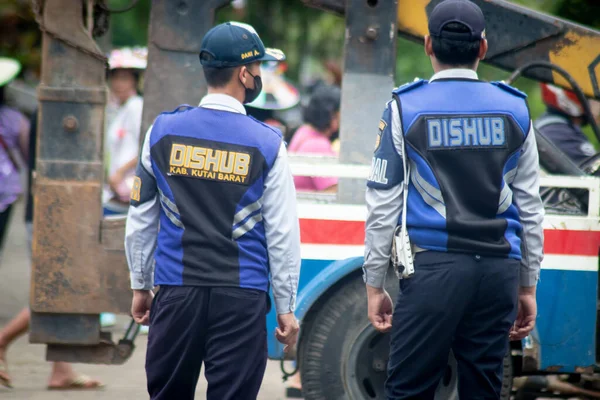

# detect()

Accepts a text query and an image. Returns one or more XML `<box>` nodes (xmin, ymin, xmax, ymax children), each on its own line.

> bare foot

<box><xmin>287</xmin><ymin>372</ymin><xmax>302</xmax><ymax>390</ymax></box>
<box><xmin>0</xmin><ymin>341</ymin><xmax>12</xmax><ymax>388</ymax></box>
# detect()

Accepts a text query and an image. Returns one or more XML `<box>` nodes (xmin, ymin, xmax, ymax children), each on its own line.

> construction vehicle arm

<box><xmin>303</xmin><ymin>0</ymin><xmax>600</xmax><ymax>101</ymax></box>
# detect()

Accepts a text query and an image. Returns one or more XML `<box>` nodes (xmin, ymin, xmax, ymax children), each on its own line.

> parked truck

<box><xmin>29</xmin><ymin>0</ymin><xmax>600</xmax><ymax>399</ymax></box>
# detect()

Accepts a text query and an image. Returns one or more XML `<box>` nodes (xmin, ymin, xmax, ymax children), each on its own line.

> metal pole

<box><xmin>337</xmin><ymin>0</ymin><xmax>399</xmax><ymax>204</ymax></box>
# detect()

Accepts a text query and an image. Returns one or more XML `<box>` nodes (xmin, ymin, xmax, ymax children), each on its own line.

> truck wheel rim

<box><xmin>344</xmin><ymin>324</ymin><xmax>458</xmax><ymax>399</ymax></box>
<box><xmin>344</xmin><ymin>324</ymin><xmax>389</xmax><ymax>399</ymax></box>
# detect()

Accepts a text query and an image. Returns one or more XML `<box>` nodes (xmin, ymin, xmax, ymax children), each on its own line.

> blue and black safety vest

<box><xmin>147</xmin><ymin>106</ymin><xmax>282</xmax><ymax>290</ymax></box>
<box><xmin>369</xmin><ymin>79</ymin><xmax>531</xmax><ymax>259</ymax></box>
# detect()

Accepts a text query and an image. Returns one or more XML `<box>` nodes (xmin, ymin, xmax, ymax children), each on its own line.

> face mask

<box><xmin>241</xmin><ymin>70</ymin><xmax>263</xmax><ymax>104</ymax></box>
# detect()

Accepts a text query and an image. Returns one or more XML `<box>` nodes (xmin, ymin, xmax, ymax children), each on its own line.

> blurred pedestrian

<box><xmin>287</xmin><ymin>84</ymin><xmax>341</xmax><ymax>193</ymax></box>
<box><xmin>536</xmin><ymin>83</ymin><xmax>597</xmax><ymax>166</ymax></box>
<box><xmin>245</xmin><ymin>61</ymin><xmax>301</xmax><ymax>142</ymax></box>
<box><xmin>0</xmin><ymin>58</ymin><xmax>28</xmax><ymax>264</ymax></box>
<box><xmin>535</xmin><ymin>83</ymin><xmax>599</xmax><ymax>213</ymax></box>
<box><xmin>244</xmin><ymin>61</ymin><xmax>303</xmax><ymax>400</ymax></box>
<box><xmin>103</xmin><ymin>46</ymin><xmax>147</xmax><ymax>216</ymax></box>
<box><xmin>101</xmin><ymin>47</ymin><xmax>147</xmax><ymax>330</ymax></box>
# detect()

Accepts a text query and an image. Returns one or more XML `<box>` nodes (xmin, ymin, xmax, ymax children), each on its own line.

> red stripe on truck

<box><xmin>299</xmin><ymin>219</ymin><xmax>600</xmax><ymax>256</ymax></box>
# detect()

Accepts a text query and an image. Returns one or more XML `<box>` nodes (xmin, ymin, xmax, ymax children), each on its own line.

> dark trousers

<box><xmin>386</xmin><ymin>251</ymin><xmax>519</xmax><ymax>400</ymax></box>
<box><xmin>146</xmin><ymin>285</ymin><xmax>268</xmax><ymax>400</ymax></box>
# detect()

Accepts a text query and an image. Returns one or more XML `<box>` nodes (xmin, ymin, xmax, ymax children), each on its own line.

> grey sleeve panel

<box><xmin>125</xmin><ymin>126</ymin><xmax>160</xmax><ymax>290</ymax></box>
<box><xmin>512</xmin><ymin>124</ymin><xmax>545</xmax><ymax>287</ymax></box>
<box><xmin>263</xmin><ymin>142</ymin><xmax>302</xmax><ymax>314</ymax></box>
<box><xmin>363</xmin><ymin>100</ymin><xmax>405</xmax><ymax>288</ymax></box>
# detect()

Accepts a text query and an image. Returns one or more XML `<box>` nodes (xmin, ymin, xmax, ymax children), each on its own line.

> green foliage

<box><xmin>108</xmin><ymin>0</ymin><xmax>151</xmax><ymax>48</ymax></box>
<box><xmin>215</xmin><ymin>1</ymin><xmax>345</xmax><ymax>86</ymax></box>
<box><xmin>0</xmin><ymin>0</ymin><xmax>42</xmax><ymax>81</ymax></box>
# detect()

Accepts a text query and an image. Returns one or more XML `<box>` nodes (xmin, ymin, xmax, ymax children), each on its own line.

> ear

<box><xmin>424</xmin><ymin>35</ymin><xmax>433</xmax><ymax>57</ymax></box>
<box><xmin>238</xmin><ymin>66</ymin><xmax>248</xmax><ymax>84</ymax></box>
<box><xmin>479</xmin><ymin>39</ymin><xmax>488</xmax><ymax>61</ymax></box>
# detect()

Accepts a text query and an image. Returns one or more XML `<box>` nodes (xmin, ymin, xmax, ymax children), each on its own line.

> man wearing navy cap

<box><xmin>124</xmin><ymin>21</ymin><xmax>301</xmax><ymax>400</ymax></box>
<box><xmin>363</xmin><ymin>0</ymin><xmax>544</xmax><ymax>398</ymax></box>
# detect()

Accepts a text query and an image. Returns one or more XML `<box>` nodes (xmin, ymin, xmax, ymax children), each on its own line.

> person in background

<box><xmin>103</xmin><ymin>46</ymin><xmax>147</xmax><ymax>216</ymax></box>
<box><xmin>287</xmin><ymin>84</ymin><xmax>341</xmax><ymax>193</ymax></box>
<box><xmin>0</xmin><ymin>58</ymin><xmax>28</xmax><ymax>264</ymax></box>
<box><xmin>244</xmin><ymin>62</ymin><xmax>303</xmax><ymax>400</ymax></box>
<box><xmin>535</xmin><ymin>83</ymin><xmax>597</xmax><ymax>166</ymax></box>
<box><xmin>534</xmin><ymin>83</ymin><xmax>599</xmax><ymax>213</ymax></box>
<box><xmin>245</xmin><ymin>61</ymin><xmax>301</xmax><ymax>143</ymax></box>
<box><xmin>100</xmin><ymin>47</ymin><xmax>147</xmax><ymax>329</ymax></box>
<box><xmin>0</xmin><ymin>107</ymin><xmax>104</xmax><ymax>391</ymax></box>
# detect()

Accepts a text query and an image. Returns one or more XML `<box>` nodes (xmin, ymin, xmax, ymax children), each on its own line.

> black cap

<box><xmin>199</xmin><ymin>22</ymin><xmax>286</xmax><ymax>68</ymax></box>
<box><xmin>428</xmin><ymin>0</ymin><xmax>486</xmax><ymax>42</ymax></box>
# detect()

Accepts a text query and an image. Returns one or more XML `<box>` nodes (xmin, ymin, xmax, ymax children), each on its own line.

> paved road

<box><xmin>0</xmin><ymin>201</ymin><xmax>292</xmax><ymax>400</ymax></box>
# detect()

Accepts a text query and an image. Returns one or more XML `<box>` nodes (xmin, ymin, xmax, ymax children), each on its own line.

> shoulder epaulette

<box><xmin>161</xmin><ymin>104</ymin><xmax>195</xmax><ymax>116</ymax></box>
<box><xmin>491</xmin><ymin>81</ymin><xmax>527</xmax><ymax>99</ymax></box>
<box><xmin>247</xmin><ymin>115</ymin><xmax>283</xmax><ymax>138</ymax></box>
<box><xmin>393</xmin><ymin>79</ymin><xmax>428</xmax><ymax>95</ymax></box>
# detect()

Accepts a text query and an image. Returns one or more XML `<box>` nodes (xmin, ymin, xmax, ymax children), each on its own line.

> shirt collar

<box><xmin>430</xmin><ymin>68</ymin><xmax>478</xmax><ymax>82</ymax></box>
<box><xmin>199</xmin><ymin>93</ymin><xmax>246</xmax><ymax>115</ymax></box>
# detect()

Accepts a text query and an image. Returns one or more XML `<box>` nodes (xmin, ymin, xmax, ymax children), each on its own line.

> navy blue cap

<box><xmin>428</xmin><ymin>0</ymin><xmax>486</xmax><ymax>42</ymax></box>
<box><xmin>199</xmin><ymin>22</ymin><xmax>286</xmax><ymax>68</ymax></box>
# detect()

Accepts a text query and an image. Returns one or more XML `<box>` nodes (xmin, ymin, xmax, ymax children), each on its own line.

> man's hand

<box><xmin>131</xmin><ymin>289</ymin><xmax>154</xmax><ymax>326</ymax></box>
<box><xmin>510</xmin><ymin>286</ymin><xmax>537</xmax><ymax>341</ymax></box>
<box><xmin>367</xmin><ymin>285</ymin><xmax>393</xmax><ymax>333</ymax></box>
<box><xmin>275</xmin><ymin>312</ymin><xmax>299</xmax><ymax>353</ymax></box>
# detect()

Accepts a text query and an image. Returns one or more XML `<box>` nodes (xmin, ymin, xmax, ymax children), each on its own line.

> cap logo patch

<box><xmin>265</xmin><ymin>48</ymin><xmax>285</xmax><ymax>60</ymax></box>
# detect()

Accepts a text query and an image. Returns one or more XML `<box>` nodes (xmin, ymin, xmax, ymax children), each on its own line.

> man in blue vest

<box><xmin>124</xmin><ymin>21</ymin><xmax>301</xmax><ymax>400</ymax></box>
<box><xmin>363</xmin><ymin>1</ymin><xmax>545</xmax><ymax>398</ymax></box>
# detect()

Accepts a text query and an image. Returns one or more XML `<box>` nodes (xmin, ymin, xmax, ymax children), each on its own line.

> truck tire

<box><xmin>298</xmin><ymin>271</ymin><xmax>458</xmax><ymax>400</ymax></box>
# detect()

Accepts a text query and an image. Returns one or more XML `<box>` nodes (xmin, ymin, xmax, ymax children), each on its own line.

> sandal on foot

<box><xmin>47</xmin><ymin>375</ymin><xmax>105</xmax><ymax>391</ymax></box>
<box><xmin>0</xmin><ymin>360</ymin><xmax>12</xmax><ymax>389</ymax></box>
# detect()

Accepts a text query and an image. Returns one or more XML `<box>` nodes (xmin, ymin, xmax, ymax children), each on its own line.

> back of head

<box><xmin>428</xmin><ymin>0</ymin><xmax>486</xmax><ymax>68</ymax></box>
<box><xmin>431</xmin><ymin>22</ymin><xmax>481</xmax><ymax>67</ymax></box>
<box><xmin>303</xmin><ymin>84</ymin><xmax>341</xmax><ymax>132</ymax></box>
<box><xmin>199</xmin><ymin>22</ymin><xmax>286</xmax><ymax>90</ymax></box>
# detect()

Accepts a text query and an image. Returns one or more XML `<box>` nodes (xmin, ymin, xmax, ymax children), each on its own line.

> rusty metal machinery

<box><xmin>30</xmin><ymin>0</ymin><xmax>600</xmax><ymax>365</ymax></box>
<box><xmin>30</xmin><ymin>0</ymin><xmax>135</xmax><ymax>364</ymax></box>
<box><xmin>304</xmin><ymin>0</ymin><xmax>600</xmax><ymax>101</ymax></box>
<box><xmin>30</xmin><ymin>0</ymin><xmax>235</xmax><ymax>365</ymax></box>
